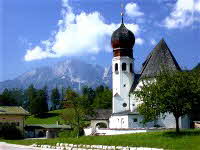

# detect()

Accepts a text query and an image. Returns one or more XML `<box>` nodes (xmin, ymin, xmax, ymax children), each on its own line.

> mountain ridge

<box><xmin>0</xmin><ymin>59</ymin><xmax>112</xmax><ymax>92</ymax></box>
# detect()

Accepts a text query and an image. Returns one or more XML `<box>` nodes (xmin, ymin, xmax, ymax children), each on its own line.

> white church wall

<box><xmin>95</xmin><ymin>128</ymin><xmax>147</xmax><ymax>135</ymax></box>
<box><xmin>180</xmin><ymin>115</ymin><xmax>190</xmax><ymax>128</ymax></box>
<box><xmin>128</xmin><ymin>115</ymin><xmax>144</xmax><ymax>128</ymax></box>
<box><xmin>109</xmin><ymin>115</ymin><xmax>129</xmax><ymax>128</ymax></box>
<box><xmin>155</xmin><ymin>113</ymin><xmax>176</xmax><ymax>128</ymax></box>
<box><xmin>113</xmin><ymin>95</ymin><xmax>126</xmax><ymax>113</ymax></box>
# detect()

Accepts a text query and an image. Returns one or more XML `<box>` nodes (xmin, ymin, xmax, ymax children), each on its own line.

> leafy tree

<box><xmin>51</xmin><ymin>87</ymin><xmax>60</xmax><ymax>110</ymax></box>
<box><xmin>63</xmin><ymin>88</ymin><xmax>89</xmax><ymax>138</ymax></box>
<box><xmin>134</xmin><ymin>70</ymin><xmax>200</xmax><ymax>133</ymax></box>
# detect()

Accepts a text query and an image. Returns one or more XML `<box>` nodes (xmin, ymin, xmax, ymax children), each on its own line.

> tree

<box><xmin>25</xmin><ymin>84</ymin><xmax>37</xmax><ymax>112</ymax></box>
<box><xmin>26</xmin><ymin>85</ymin><xmax>48</xmax><ymax>116</ymax></box>
<box><xmin>63</xmin><ymin>88</ymin><xmax>89</xmax><ymax>138</ymax></box>
<box><xmin>0</xmin><ymin>88</ymin><xmax>18</xmax><ymax>106</ymax></box>
<box><xmin>81</xmin><ymin>86</ymin><xmax>95</xmax><ymax>109</ymax></box>
<box><xmin>134</xmin><ymin>70</ymin><xmax>200</xmax><ymax>133</ymax></box>
<box><xmin>51</xmin><ymin>87</ymin><xmax>60</xmax><ymax>110</ymax></box>
<box><xmin>33</xmin><ymin>88</ymin><xmax>48</xmax><ymax>116</ymax></box>
<box><xmin>93</xmin><ymin>86</ymin><xmax>112</xmax><ymax>109</ymax></box>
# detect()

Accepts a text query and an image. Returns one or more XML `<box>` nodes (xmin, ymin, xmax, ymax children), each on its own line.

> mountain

<box><xmin>0</xmin><ymin>59</ymin><xmax>112</xmax><ymax>92</ymax></box>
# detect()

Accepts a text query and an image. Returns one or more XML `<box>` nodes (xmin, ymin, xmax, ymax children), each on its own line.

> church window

<box><xmin>133</xmin><ymin>118</ymin><xmax>138</xmax><ymax>122</ymax></box>
<box><xmin>123</xmin><ymin>84</ymin><xmax>126</xmax><ymax>87</ymax></box>
<box><xmin>132</xmin><ymin>104</ymin><xmax>135</xmax><ymax>106</ymax></box>
<box><xmin>115</xmin><ymin>63</ymin><xmax>118</xmax><ymax>72</ymax></box>
<box><xmin>130</xmin><ymin>63</ymin><xmax>133</xmax><ymax>72</ymax></box>
<box><xmin>122</xmin><ymin>103</ymin><xmax>127</xmax><ymax>107</ymax></box>
<box><xmin>122</xmin><ymin>63</ymin><xmax>126</xmax><ymax>71</ymax></box>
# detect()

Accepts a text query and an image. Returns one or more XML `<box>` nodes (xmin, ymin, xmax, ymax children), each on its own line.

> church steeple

<box><xmin>121</xmin><ymin>3</ymin><xmax>124</xmax><ymax>24</ymax></box>
<box><xmin>111</xmin><ymin>4</ymin><xmax>135</xmax><ymax>113</ymax></box>
<box><xmin>111</xmin><ymin>4</ymin><xmax>135</xmax><ymax>58</ymax></box>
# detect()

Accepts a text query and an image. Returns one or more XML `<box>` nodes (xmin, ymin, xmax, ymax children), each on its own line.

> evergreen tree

<box><xmin>82</xmin><ymin>86</ymin><xmax>95</xmax><ymax>107</ymax></box>
<box><xmin>0</xmin><ymin>88</ymin><xmax>18</xmax><ymax>106</ymax></box>
<box><xmin>93</xmin><ymin>86</ymin><xmax>112</xmax><ymax>109</ymax></box>
<box><xmin>26</xmin><ymin>84</ymin><xmax>48</xmax><ymax>116</ymax></box>
<box><xmin>26</xmin><ymin>84</ymin><xmax>37</xmax><ymax>114</ymax></box>
<box><xmin>51</xmin><ymin>87</ymin><xmax>60</xmax><ymax>110</ymax></box>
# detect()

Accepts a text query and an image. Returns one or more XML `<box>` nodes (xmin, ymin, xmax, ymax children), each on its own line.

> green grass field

<box><xmin>25</xmin><ymin>109</ymin><xmax>74</xmax><ymax>124</ymax></box>
<box><xmin>2</xmin><ymin>129</ymin><xmax>200</xmax><ymax>150</ymax></box>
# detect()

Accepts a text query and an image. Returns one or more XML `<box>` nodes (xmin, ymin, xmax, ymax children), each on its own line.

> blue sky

<box><xmin>0</xmin><ymin>0</ymin><xmax>200</xmax><ymax>81</ymax></box>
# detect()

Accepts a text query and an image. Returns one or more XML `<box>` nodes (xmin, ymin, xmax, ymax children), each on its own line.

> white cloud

<box><xmin>24</xmin><ymin>0</ymin><xmax>141</xmax><ymax>61</ymax></box>
<box><xmin>125</xmin><ymin>3</ymin><xmax>144</xmax><ymax>18</ymax></box>
<box><xmin>196</xmin><ymin>0</ymin><xmax>200</xmax><ymax>11</ymax></box>
<box><xmin>135</xmin><ymin>38</ymin><xmax>144</xmax><ymax>45</ymax></box>
<box><xmin>163</xmin><ymin>0</ymin><xmax>200</xmax><ymax>29</ymax></box>
<box><xmin>24</xmin><ymin>46</ymin><xmax>54</xmax><ymax>61</ymax></box>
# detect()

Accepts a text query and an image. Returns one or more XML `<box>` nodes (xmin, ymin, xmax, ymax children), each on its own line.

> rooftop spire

<box><xmin>121</xmin><ymin>2</ymin><xmax>124</xmax><ymax>24</ymax></box>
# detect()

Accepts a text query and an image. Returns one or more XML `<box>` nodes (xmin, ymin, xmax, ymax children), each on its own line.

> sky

<box><xmin>0</xmin><ymin>0</ymin><xmax>200</xmax><ymax>81</ymax></box>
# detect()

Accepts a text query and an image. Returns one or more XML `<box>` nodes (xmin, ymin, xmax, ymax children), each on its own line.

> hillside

<box><xmin>25</xmin><ymin>109</ymin><xmax>73</xmax><ymax>125</ymax></box>
<box><xmin>3</xmin><ymin>130</ymin><xmax>200</xmax><ymax>150</ymax></box>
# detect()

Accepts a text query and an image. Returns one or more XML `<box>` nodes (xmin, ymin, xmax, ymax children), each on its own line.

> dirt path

<box><xmin>0</xmin><ymin>142</ymin><xmax>43</xmax><ymax>150</ymax></box>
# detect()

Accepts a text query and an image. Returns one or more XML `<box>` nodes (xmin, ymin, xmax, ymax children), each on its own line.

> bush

<box><xmin>0</xmin><ymin>123</ymin><xmax>23</xmax><ymax>139</ymax></box>
<box><xmin>58</xmin><ymin>130</ymin><xmax>77</xmax><ymax>138</ymax></box>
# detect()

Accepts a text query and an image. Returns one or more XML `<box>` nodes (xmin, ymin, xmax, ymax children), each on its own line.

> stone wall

<box><xmin>32</xmin><ymin>143</ymin><xmax>164</xmax><ymax>150</ymax></box>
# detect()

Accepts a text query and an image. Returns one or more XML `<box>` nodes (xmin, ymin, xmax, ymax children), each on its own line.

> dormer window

<box><xmin>115</xmin><ymin>63</ymin><xmax>118</xmax><ymax>72</ymax></box>
<box><xmin>122</xmin><ymin>63</ymin><xmax>126</xmax><ymax>71</ymax></box>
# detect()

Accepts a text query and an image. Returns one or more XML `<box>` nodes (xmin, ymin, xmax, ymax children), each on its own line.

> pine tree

<box><xmin>51</xmin><ymin>87</ymin><xmax>60</xmax><ymax>110</ymax></box>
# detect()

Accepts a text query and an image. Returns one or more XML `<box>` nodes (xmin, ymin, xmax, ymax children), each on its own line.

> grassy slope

<box><xmin>25</xmin><ymin>109</ymin><xmax>74</xmax><ymax>124</ymax></box>
<box><xmin>2</xmin><ymin>130</ymin><xmax>200</xmax><ymax>150</ymax></box>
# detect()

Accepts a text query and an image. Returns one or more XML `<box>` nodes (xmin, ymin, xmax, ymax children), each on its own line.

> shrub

<box><xmin>58</xmin><ymin>130</ymin><xmax>77</xmax><ymax>138</ymax></box>
<box><xmin>0</xmin><ymin>123</ymin><xmax>23</xmax><ymax>139</ymax></box>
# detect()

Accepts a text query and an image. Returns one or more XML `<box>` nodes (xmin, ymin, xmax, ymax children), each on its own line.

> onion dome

<box><xmin>111</xmin><ymin>23</ymin><xmax>135</xmax><ymax>49</ymax></box>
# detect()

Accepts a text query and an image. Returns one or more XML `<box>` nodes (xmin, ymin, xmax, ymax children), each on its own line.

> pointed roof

<box><xmin>0</xmin><ymin>106</ymin><xmax>29</xmax><ymax>115</ymax></box>
<box><xmin>193</xmin><ymin>63</ymin><xmax>200</xmax><ymax>70</ymax></box>
<box><xmin>140</xmin><ymin>38</ymin><xmax>181</xmax><ymax>79</ymax></box>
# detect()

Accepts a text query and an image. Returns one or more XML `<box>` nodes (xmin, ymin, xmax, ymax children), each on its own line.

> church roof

<box><xmin>111</xmin><ymin>23</ymin><xmax>135</xmax><ymax>49</ymax></box>
<box><xmin>193</xmin><ymin>63</ymin><xmax>200</xmax><ymax>70</ymax></box>
<box><xmin>129</xmin><ymin>38</ymin><xmax>181</xmax><ymax>93</ymax></box>
<box><xmin>86</xmin><ymin>109</ymin><xmax>112</xmax><ymax>120</ymax></box>
<box><xmin>0</xmin><ymin>106</ymin><xmax>29</xmax><ymax>115</ymax></box>
<box><xmin>129</xmin><ymin>74</ymin><xmax>140</xmax><ymax>94</ymax></box>
<box><xmin>112</xmin><ymin>110</ymin><xmax>139</xmax><ymax>116</ymax></box>
<box><xmin>140</xmin><ymin>38</ymin><xmax>181</xmax><ymax>79</ymax></box>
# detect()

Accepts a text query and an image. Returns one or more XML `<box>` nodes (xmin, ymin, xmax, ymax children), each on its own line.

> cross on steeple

<box><xmin>121</xmin><ymin>2</ymin><xmax>124</xmax><ymax>24</ymax></box>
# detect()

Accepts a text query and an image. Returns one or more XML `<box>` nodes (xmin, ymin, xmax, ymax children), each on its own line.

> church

<box><xmin>84</xmin><ymin>15</ymin><xmax>191</xmax><ymax>136</ymax></box>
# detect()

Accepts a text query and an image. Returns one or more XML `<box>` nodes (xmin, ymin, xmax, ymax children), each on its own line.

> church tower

<box><xmin>111</xmin><ymin>14</ymin><xmax>135</xmax><ymax>113</ymax></box>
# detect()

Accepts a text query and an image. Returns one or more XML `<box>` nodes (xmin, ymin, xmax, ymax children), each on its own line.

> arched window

<box><xmin>115</xmin><ymin>63</ymin><xmax>118</xmax><ymax>71</ymax></box>
<box><xmin>96</xmin><ymin>122</ymin><xmax>107</xmax><ymax>128</ymax></box>
<box><xmin>130</xmin><ymin>63</ymin><xmax>133</xmax><ymax>72</ymax></box>
<box><xmin>122</xmin><ymin>63</ymin><xmax>126</xmax><ymax>71</ymax></box>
